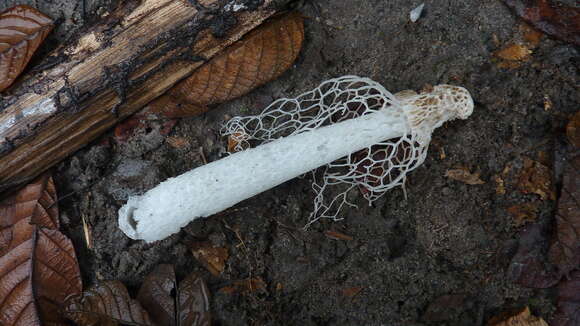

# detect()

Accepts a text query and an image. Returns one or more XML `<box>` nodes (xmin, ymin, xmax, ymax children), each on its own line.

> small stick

<box><xmin>199</xmin><ymin>146</ymin><xmax>208</xmax><ymax>165</ymax></box>
<box><xmin>81</xmin><ymin>214</ymin><xmax>93</xmax><ymax>250</ymax></box>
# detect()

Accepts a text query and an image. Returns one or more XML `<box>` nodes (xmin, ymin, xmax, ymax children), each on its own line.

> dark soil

<box><xmin>3</xmin><ymin>0</ymin><xmax>578</xmax><ymax>325</ymax></box>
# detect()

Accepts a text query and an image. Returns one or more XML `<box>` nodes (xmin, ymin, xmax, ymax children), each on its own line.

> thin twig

<box><xmin>81</xmin><ymin>213</ymin><xmax>93</xmax><ymax>250</ymax></box>
<box><xmin>199</xmin><ymin>146</ymin><xmax>208</xmax><ymax>165</ymax></box>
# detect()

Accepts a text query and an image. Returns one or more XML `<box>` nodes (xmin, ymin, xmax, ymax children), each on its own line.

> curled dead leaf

<box><xmin>0</xmin><ymin>174</ymin><xmax>58</xmax><ymax>256</ymax></box>
<box><xmin>0</xmin><ymin>173</ymin><xmax>58</xmax><ymax>231</ymax></box>
<box><xmin>1</xmin><ymin>227</ymin><xmax>83</xmax><ymax>325</ymax></box>
<box><xmin>488</xmin><ymin>306</ymin><xmax>548</xmax><ymax>326</ymax></box>
<box><xmin>492</xmin><ymin>22</ymin><xmax>545</xmax><ymax>70</ymax></box>
<box><xmin>517</xmin><ymin>157</ymin><xmax>555</xmax><ymax>200</ymax></box>
<box><xmin>136</xmin><ymin>265</ymin><xmax>211</xmax><ymax>326</ymax></box>
<box><xmin>548</xmin><ymin>154</ymin><xmax>580</xmax><ymax>276</ymax></box>
<box><xmin>502</xmin><ymin>0</ymin><xmax>580</xmax><ymax>45</ymax></box>
<box><xmin>0</xmin><ymin>5</ymin><xmax>53</xmax><ymax>92</ymax></box>
<box><xmin>507</xmin><ymin>224</ymin><xmax>560</xmax><ymax>289</ymax></box>
<box><xmin>493</xmin><ymin>42</ymin><xmax>533</xmax><ymax>69</ymax></box>
<box><xmin>191</xmin><ymin>241</ymin><xmax>229</xmax><ymax>276</ymax></box>
<box><xmin>494</xmin><ymin>43</ymin><xmax>532</xmax><ymax>61</ymax></box>
<box><xmin>551</xmin><ymin>270</ymin><xmax>580</xmax><ymax>326</ymax></box>
<box><xmin>137</xmin><ymin>264</ymin><xmax>177</xmax><ymax>326</ymax></box>
<box><xmin>0</xmin><ymin>174</ymin><xmax>82</xmax><ymax>325</ymax></box>
<box><xmin>64</xmin><ymin>281</ymin><xmax>154</xmax><ymax>326</ymax></box>
<box><xmin>148</xmin><ymin>11</ymin><xmax>304</xmax><ymax>118</ymax></box>
<box><xmin>445</xmin><ymin>168</ymin><xmax>485</xmax><ymax>185</ymax></box>
<box><xmin>178</xmin><ymin>272</ymin><xmax>211</xmax><ymax>326</ymax></box>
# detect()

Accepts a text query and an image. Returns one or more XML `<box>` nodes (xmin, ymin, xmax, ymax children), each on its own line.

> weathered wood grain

<box><xmin>0</xmin><ymin>0</ymin><xmax>286</xmax><ymax>195</ymax></box>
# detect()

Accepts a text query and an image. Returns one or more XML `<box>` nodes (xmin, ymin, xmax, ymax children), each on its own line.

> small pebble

<box><xmin>410</xmin><ymin>3</ymin><xmax>425</xmax><ymax>23</ymax></box>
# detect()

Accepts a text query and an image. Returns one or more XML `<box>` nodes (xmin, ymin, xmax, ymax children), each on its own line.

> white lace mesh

<box><xmin>222</xmin><ymin>76</ymin><xmax>433</xmax><ymax>226</ymax></box>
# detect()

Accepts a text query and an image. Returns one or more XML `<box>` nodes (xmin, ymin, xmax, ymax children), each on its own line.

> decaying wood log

<box><xmin>0</xmin><ymin>0</ymin><xmax>289</xmax><ymax>195</ymax></box>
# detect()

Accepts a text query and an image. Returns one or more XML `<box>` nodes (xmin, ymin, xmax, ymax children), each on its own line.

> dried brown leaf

<box><xmin>517</xmin><ymin>157</ymin><xmax>555</xmax><ymax>200</ymax></box>
<box><xmin>0</xmin><ymin>173</ymin><xmax>59</xmax><ymax>232</ymax></box>
<box><xmin>137</xmin><ymin>264</ymin><xmax>177</xmax><ymax>326</ymax></box>
<box><xmin>0</xmin><ymin>174</ymin><xmax>59</xmax><ymax>256</ymax></box>
<box><xmin>507</xmin><ymin>202</ymin><xmax>540</xmax><ymax>226</ymax></box>
<box><xmin>521</xmin><ymin>23</ymin><xmax>543</xmax><ymax>47</ymax></box>
<box><xmin>148</xmin><ymin>11</ymin><xmax>304</xmax><ymax>118</ymax></box>
<box><xmin>0</xmin><ymin>5</ymin><xmax>53</xmax><ymax>92</ymax></box>
<box><xmin>551</xmin><ymin>270</ymin><xmax>580</xmax><ymax>326</ymax></box>
<box><xmin>219</xmin><ymin>278</ymin><xmax>266</xmax><ymax>295</ymax></box>
<box><xmin>494</xmin><ymin>43</ymin><xmax>532</xmax><ymax>61</ymax></box>
<box><xmin>0</xmin><ymin>227</ymin><xmax>10</xmax><ymax>249</ymax></box>
<box><xmin>166</xmin><ymin>136</ymin><xmax>190</xmax><ymax>149</ymax></box>
<box><xmin>1</xmin><ymin>227</ymin><xmax>83</xmax><ymax>325</ymax></box>
<box><xmin>488</xmin><ymin>306</ymin><xmax>548</xmax><ymax>326</ymax></box>
<box><xmin>548</xmin><ymin>154</ymin><xmax>580</xmax><ymax>275</ymax></box>
<box><xmin>135</xmin><ymin>265</ymin><xmax>211</xmax><ymax>326</ymax></box>
<box><xmin>508</xmin><ymin>224</ymin><xmax>560</xmax><ymax>288</ymax></box>
<box><xmin>0</xmin><ymin>174</ymin><xmax>82</xmax><ymax>326</ymax></box>
<box><xmin>445</xmin><ymin>168</ymin><xmax>485</xmax><ymax>185</ymax></box>
<box><xmin>113</xmin><ymin>115</ymin><xmax>145</xmax><ymax>142</ymax></box>
<box><xmin>178</xmin><ymin>272</ymin><xmax>211</xmax><ymax>326</ymax></box>
<box><xmin>566</xmin><ymin>111</ymin><xmax>580</xmax><ymax>148</ymax></box>
<box><xmin>112</xmin><ymin>113</ymin><xmax>177</xmax><ymax>144</ymax></box>
<box><xmin>341</xmin><ymin>287</ymin><xmax>363</xmax><ymax>298</ymax></box>
<box><xmin>502</xmin><ymin>0</ymin><xmax>580</xmax><ymax>45</ymax></box>
<box><xmin>191</xmin><ymin>241</ymin><xmax>229</xmax><ymax>276</ymax></box>
<box><xmin>324</xmin><ymin>230</ymin><xmax>354</xmax><ymax>241</ymax></box>
<box><xmin>65</xmin><ymin>281</ymin><xmax>153</xmax><ymax>326</ymax></box>
<box><xmin>496</xmin><ymin>61</ymin><xmax>523</xmax><ymax>69</ymax></box>
<box><xmin>494</xmin><ymin>175</ymin><xmax>507</xmax><ymax>195</ymax></box>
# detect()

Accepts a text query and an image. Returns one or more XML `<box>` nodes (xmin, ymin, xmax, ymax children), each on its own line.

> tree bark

<box><xmin>0</xmin><ymin>0</ymin><xmax>285</xmax><ymax>195</ymax></box>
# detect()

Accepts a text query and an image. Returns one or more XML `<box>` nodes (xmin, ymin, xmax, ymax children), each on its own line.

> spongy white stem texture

<box><xmin>119</xmin><ymin>76</ymin><xmax>474</xmax><ymax>242</ymax></box>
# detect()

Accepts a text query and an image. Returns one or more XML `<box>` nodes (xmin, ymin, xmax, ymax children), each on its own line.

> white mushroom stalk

<box><xmin>119</xmin><ymin>76</ymin><xmax>474</xmax><ymax>242</ymax></box>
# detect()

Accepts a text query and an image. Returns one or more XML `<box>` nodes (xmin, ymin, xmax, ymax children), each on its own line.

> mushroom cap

<box><xmin>432</xmin><ymin>85</ymin><xmax>474</xmax><ymax>120</ymax></box>
<box><xmin>397</xmin><ymin>84</ymin><xmax>474</xmax><ymax>143</ymax></box>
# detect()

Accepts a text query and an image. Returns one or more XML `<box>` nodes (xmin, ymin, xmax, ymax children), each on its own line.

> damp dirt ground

<box><xmin>5</xmin><ymin>0</ymin><xmax>579</xmax><ymax>325</ymax></box>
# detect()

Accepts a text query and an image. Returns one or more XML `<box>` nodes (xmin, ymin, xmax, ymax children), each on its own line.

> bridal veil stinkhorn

<box><xmin>119</xmin><ymin>76</ymin><xmax>474</xmax><ymax>242</ymax></box>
